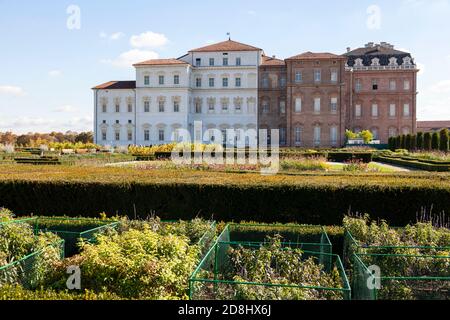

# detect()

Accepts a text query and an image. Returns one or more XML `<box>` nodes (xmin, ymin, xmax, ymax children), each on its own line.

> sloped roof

<box><xmin>345</xmin><ymin>44</ymin><xmax>414</xmax><ymax>67</ymax></box>
<box><xmin>133</xmin><ymin>59</ymin><xmax>189</xmax><ymax>67</ymax></box>
<box><xmin>92</xmin><ymin>81</ymin><xmax>136</xmax><ymax>90</ymax></box>
<box><xmin>417</xmin><ymin>121</ymin><xmax>450</xmax><ymax>129</ymax></box>
<box><xmin>286</xmin><ymin>52</ymin><xmax>345</xmax><ymax>60</ymax></box>
<box><xmin>189</xmin><ymin>40</ymin><xmax>262</xmax><ymax>52</ymax></box>
<box><xmin>345</xmin><ymin>45</ymin><xmax>410</xmax><ymax>57</ymax></box>
<box><xmin>261</xmin><ymin>55</ymin><xmax>286</xmax><ymax>66</ymax></box>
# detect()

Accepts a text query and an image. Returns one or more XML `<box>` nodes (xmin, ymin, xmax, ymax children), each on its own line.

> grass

<box><xmin>0</xmin><ymin>163</ymin><xmax>448</xmax><ymax>189</ymax></box>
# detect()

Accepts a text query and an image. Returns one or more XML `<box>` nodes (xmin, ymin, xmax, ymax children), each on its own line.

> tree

<box><xmin>400</xmin><ymin>135</ymin><xmax>407</xmax><ymax>149</ymax></box>
<box><xmin>424</xmin><ymin>132</ymin><xmax>432</xmax><ymax>151</ymax></box>
<box><xmin>439</xmin><ymin>128</ymin><xmax>449</xmax><ymax>152</ymax></box>
<box><xmin>75</xmin><ymin>132</ymin><xmax>94</xmax><ymax>144</ymax></box>
<box><xmin>416</xmin><ymin>132</ymin><xmax>424</xmax><ymax>150</ymax></box>
<box><xmin>16</xmin><ymin>135</ymin><xmax>32</xmax><ymax>146</ymax></box>
<box><xmin>410</xmin><ymin>134</ymin><xmax>417</xmax><ymax>151</ymax></box>
<box><xmin>360</xmin><ymin>130</ymin><xmax>373</xmax><ymax>144</ymax></box>
<box><xmin>431</xmin><ymin>132</ymin><xmax>440</xmax><ymax>150</ymax></box>
<box><xmin>345</xmin><ymin>129</ymin><xmax>358</xmax><ymax>141</ymax></box>
<box><xmin>405</xmin><ymin>134</ymin><xmax>412</xmax><ymax>151</ymax></box>
<box><xmin>395</xmin><ymin>136</ymin><xmax>402</xmax><ymax>150</ymax></box>
<box><xmin>388</xmin><ymin>137</ymin><xmax>395</xmax><ymax>151</ymax></box>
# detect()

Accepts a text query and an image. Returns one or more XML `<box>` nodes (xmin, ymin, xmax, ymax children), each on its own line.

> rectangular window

<box><xmin>144</xmin><ymin>76</ymin><xmax>150</xmax><ymax>86</ymax></box>
<box><xmin>196</xmin><ymin>77</ymin><xmax>202</xmax><ymax>88</ymax></box>
<box><xmin>209</xmin><ymin>58</ymin><xmax>214</xmax><ymax>66</ymax></box>
<box><xmin>355</xmin><ymin>79</ymin><xmax>362</xmax><ymax>92</ymax></box>
<box><xmin>235</xmin><ymin>77</ymin><xmax>241</xmax><ymax>87</ymax></box>
<box><xmin>102</xmin><ymin>104</ymin><xmax>107</xmax><ymax>113</ymax></box>
<box><xmin>209</xmin><ymin>78</ymin><xmax>215</xmax><ymax>87</ymax></box>
<box><xmin>389</xmin><ymin>80</ymin><xmax>396</xmax><ymax>91</ymax></box>
<box><xmin>208</xmin><ymin>101</ymin><xmax>215</xmax><ymax>111</ymax></box>
<box><xmin>159</xmin><ymin>101</ymin><xmax>165</xmax><ymax>112</ymax></box>
<box><xmin>355</xmin><ymin>104</ymin><xmax>362</xmax><ymax>118</ymax></box>
<box><xmin>174</xmin><ymin>101</ymin><xmax>180</xmax><ymax>113</ymax></box>
<box><xmin>330</xmin><ymin>97</ymin><xmax>338</xmax><ymax>114</ymax></box>
<box><xmin>158</xmin><ymin>129</ymin><xmax>165</xmax><ymax>141</ymax></box>
<box><xmin>372</xmin><ymin>104</ymin><xmax>379</xmax><ymax>117</ymax></box>
<box><xmin>295</xmin><ymin>98</ymin><xmax>302</xmax><ymax>113</ymax></box>
<box><xmin>295</xmin><ymin>72</ymin><xmax>302</xmax><ymax>83</ymax></box>
<box><xmin>222</xmin><ymin>78</ymin><xmax>228</xmax><ymax>87</ymax></box>
<box><xmin>159</xmin><ymin>75</ymin><xmax>164</xmax><ymax>85</ymax></box>
<box><xmin>115</xmin><ymin>132</ymin><xmax>120</xmax><ymax>141</ymax></box>
<box><xmin>314</xmin><ymin>69</ymin><xmax>321</xmax><ymax>82</ymax></box>
<box><xmin>144</xmin><ymin>101</ymin><xmax>150</xmax><ymax>113</ymax></box>
<box><xmin>128</xmin><ymin>120</ymin><xmax>132</xmax><ymax>124</ymax></box>
<box><xmin>403</xmin><ymin>104</ymin><xmax>410</xmax><ymax>117</ymax></box>
<box><xmin>280</xmin><ymin>128</ymin><xmax>286</xmax><ymax>145</ymax></box>
<box><xmin>262</xmin><ymin>77</ymin><xmax>269</xmax><ymax>88</ymax></box>
<box><xmin>195</xmin><ymin>102</ymin><xmax>202</xmax><ymax>114</ymax></box>
<box><xmin>331</xmin><ymin>70</ymin><xmax>338</xmax><ymax>83</ymax></box>
<box><xmin>222</xmin><ymin>102</ymin><xmax>228</xmax><ymax>111</ymax></box>
<box><xmin>404</xmin><ymin>80</ymin><xmax>410</xmax><ymax>90</ymax></box>
<box><xmin>102</xmin><ymin>132</ymin><xmax>107</xmax><ymax>141</ymax></box>
<box><xmin>195</xmin><ymin>58</ymin><xmax>201</xmax><ymax>67</ymax></box>
<box><xmin>389</xmin><ymin>104</ymin><xmax>396</xmax><ymax>117</ymax></box>
<box><xmin>115</xmin><ymin>104</ymin><xmax>120</xmax><ymax>113</ymax></box>
<box><xmin>314</xmin><ymin>126</ymin><xmax>321</xmax><ymax>145</ymax></box>
<box><xmin>314</xmin><ymin>98</ymin><xmax>321</xmax><ymax>113</ymax></box>
<box><xmin>330</xmin><ymin>126</ymin><xmax>338</xmax><ymax>145</ymax></box>
<box><xmin>128</xmin><ymin>131</ymin><xmax>132</xmax><ymax>141</ymax></box>
<box><xmin>144</xmin><ymin>130</ymin><xmax>150</xmax><ymax>141</ymax></box>
<box><xmin>295</xmin><ymin>127</ymin><xmax>302</xmax><ymax>144</ymax></box>
<box><xmin>128</xmin><ymin>104</ymin><xmax>133</xmax><ymax>113</ymax></box>
<box><xmin>223</xmin><ymin>58</ymin><xmax>228</xmax><ymax>66</ymax></box>
<box><xmin>372</xmin><ymin>79</ymin><xmax>378</xmax><ymax>91</ymax></box>
<box><xmin>280</xmin><ymin>77</ymin><xmax>286</xmax><ymax>87</ymax></box>
<box><xmin>174</xmin><ymin>75</ymin><xmax>180</xmax><ymax>85</ymax></box>
<box><xmin>262</xmin><ymin>101</ymin><xmax>269</xmax><ymax>113</ymax></box>
<box><xmin>236</xmin><ymin>57</ymin><xmax>241</xmax><ymax>66</ymax></box>
<box><xmin>280</xmin><ymin>101</ymin><xmax>286</xmax><ymax>114</ymax></box>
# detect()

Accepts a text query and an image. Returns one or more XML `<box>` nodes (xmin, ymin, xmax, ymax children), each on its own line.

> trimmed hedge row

<box><xmin>152</xmin><ymin>151</ymin><xmax>373</xmax><ymax>163</ymax></box>
<box><xmin>376</xmin><ymin>156</ymin><xmax>450</xmax><ymax>172</ymax></box>
<box><xmin>1</xmin><ymin>179</ymin><xmax>448</xmax><ymax>226</ymax></box>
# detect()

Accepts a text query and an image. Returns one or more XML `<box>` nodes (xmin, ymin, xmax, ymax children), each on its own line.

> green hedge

<box><xmin>376</xmin><ymin>156</ymin><xmax>450</xmax><ymax>172</ymax></box>
<box><xmin>1</xmin><ymin>179</ymin><xmax>449</xmax><ymax>226</ymax></box>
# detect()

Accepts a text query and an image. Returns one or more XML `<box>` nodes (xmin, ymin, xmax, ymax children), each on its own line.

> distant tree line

<box><xmin>0</xmin><ymin>131</ymin><xmax>94</xmax><ymax>146</ymax></box>
<box><xmin>388</xmin><ymin>129</ymin><xmax>449</xmax><ymax>152</ymax></box>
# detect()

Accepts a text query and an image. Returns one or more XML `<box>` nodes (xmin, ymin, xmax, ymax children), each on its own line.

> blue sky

<box><xmin>1</xmin><ymin>0</ymin><xmax>450</xmax><ymax>133</ymax></box>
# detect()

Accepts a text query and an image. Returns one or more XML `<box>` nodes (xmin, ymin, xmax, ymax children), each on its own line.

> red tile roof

<box><xmin>92</xmin><ymin>81</ymin><xmax>136</xmax><ymax>90</ymax></box>
<box><xmin>261</xmin><ymin>55</ymin><xmax>286</xmax><ymax>66</ymax></box>
<box><xmin>189</xmin><ymin>40</ymin><xmax>262</xmax><ymax>52</ymax></box>
<box><xmin>133</xmin><ymin>58</ymin><xmax>189</xmax><ymax>66</ymax></box>
<box><xmin>286</xmin><ymin>52</ymin><xmax>346</xmax><ymax>60</ymax></box>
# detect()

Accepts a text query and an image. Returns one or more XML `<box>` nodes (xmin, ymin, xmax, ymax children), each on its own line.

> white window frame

<box><xmin>389</xmin><ymin>104</ymin><xmax>396</xmax><ymax>117</ymax></box>
<box><xmin>355</xmin><ymin>104</ymin><xmax>362</xmax><ymax>118</ymax></box>
<box><xmin>295</xmin><ymin>98</ymin><xmax>302</xmax><ymax>113</ymax></box>
<box><xmin>314</xmin><ymin>98</ymin><xmax>321</xmax><ymax>114</ymax></box>
<box><xmin>372</xmin><ymin>104</ymin><xmax>379</xmax><ymax>118</ymax></box>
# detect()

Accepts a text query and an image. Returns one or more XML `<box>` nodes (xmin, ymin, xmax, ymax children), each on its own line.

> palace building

<box><xmin>93</xmin><ymin>40</ymin><xmax>418</xmax><ymax>147</ymax></box>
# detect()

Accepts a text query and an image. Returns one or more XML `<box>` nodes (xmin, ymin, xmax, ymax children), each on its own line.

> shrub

<box><xmin>416</xmin><ymin>132</ymin><xmax>424</xmax><ymax>150</ymax></box>
<box><xmin>405</xmin><ymin>135</ymin><xmax>412</xmax><ymax>151</ymax></box>
<box><xmin>439</xmin><ymin>129</ymin><xmax>449</xmax><ymax>152</ymax></box>
<box><xmin>48</xmin><ymin>227</ymin><xmax>200</xmax><ymax>299</ymax></box>
<box><xmin>0</xmin><ymin>285</ymin><xmax>123</xmax><ymax>300</ymax></box>
<box><xmin>431</xmin><ymin>132</ymin><xmax>440</xmax><ymax>150</ymax></box>
<box><xmin>281</xmin><ymin>158</ymin><xmax>329</xmax><ymax>172</ymax></box>
<box><xmin>388</xmin><ymin>137</ymin><xmax>395</xmax><ymax>151</ymax></box>
<box><xmin>424</xmin><ymin>132</ymin><xmax>432</xmax><ymax>151</ymax></box>
<box><xmin>410</xmin><ymin>134</ymin><xmax>417</xmax><ymax>151</ymax></box>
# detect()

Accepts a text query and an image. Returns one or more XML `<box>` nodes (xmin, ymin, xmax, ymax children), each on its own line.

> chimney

<box><xmin>272</xmin><ymin>55</ymin><xmax>276</xmax><ymax>59</ymax></box>
<box><xmin>346</xmin><ymin>47</ymin><xmax>351</xmax><ymax>53</ymax></box>
<box><xmin>365</xmin><ymin>42</ymin><xmax>374</xmax><ymax>48</ymax></box>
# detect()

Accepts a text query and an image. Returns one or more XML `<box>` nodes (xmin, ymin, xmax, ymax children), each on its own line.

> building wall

<box><xmin>345</xmin><ymin>69</ymin><xmax>417</xmax><ymax>142</ymax></box>
<box><xmin>285</xmin><ymin>58</ymin><xmax>347</xmax><ymax>148</ymax></box>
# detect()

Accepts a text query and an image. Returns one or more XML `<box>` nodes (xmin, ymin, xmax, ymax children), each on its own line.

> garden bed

<box><xmin>352</xmin><ymin>252</ymin><xmax>450</xmax><ymax>300</ymax></box>
<box><xmin>189</xmin><ymin>239</ymin><xmax>350</xmax><ymax>300</ymax></box>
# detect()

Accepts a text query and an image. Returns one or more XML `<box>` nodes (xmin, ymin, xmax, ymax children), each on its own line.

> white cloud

<box><xmin>130</xmin><ymin>31</ymin><xmax>169</xmax><ymax>49</ymax></box>
<box><xmin>429</xmin><ymin>80</ymin><xmax>450</xmax><ymax>93</ymax></box>
<box><xmin>0</xmin><ymin>85</ymin><xmax>26</xmax><ymax>96</ymax></box>
<box><xmin>100</xmin><ymin>31</ymin><xmax>125</xmax><ymax>41</ymax></box>
<box><xmin>11</xmin><ymin>117</ymin><xmax>57</xmax><ymax>128</ymax></box>
<box><xmin>416</xmin><ymin>62</ymin><xmax>425</xmax><ymax>75</ymax></box>
<box><xmin>48</xmin><ymin>70</ymin><xmax>62</xmax><ymax>77</ymax></box>
<box><xmin>101</xmin><ymin>49</ymin><xmax>159</xmax><ymax>68</ymax></box>
<box><xmin>53</xmin><ymin>105</ymin><xmax>78</xmax><ymax>113</ymax></box>
<box><xmin>0</xmin><ymin>116</ymin><xmax>93</xmax><ymax>133</ymax></box>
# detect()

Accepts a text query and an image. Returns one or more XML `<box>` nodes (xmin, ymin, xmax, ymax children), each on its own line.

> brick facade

<box><xmin>258</xmin><ymin>42</ymin><xmax>419</xmax><ymax>147</ymax></box>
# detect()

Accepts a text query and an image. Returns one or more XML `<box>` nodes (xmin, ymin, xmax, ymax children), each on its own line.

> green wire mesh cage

<box><xmin>343</xmin><ymin>229</ymin><xmax>450</xmax><ymax>268</ymax></box>
<box><xmin>0</xmin><ymin>238</ymin><xmax>65</xmax><ymax>290</ymax></box>
<box><xmin>189</xmin><ymin>241</ymin><xmax>350</xmax><ymax>300</ymax></box>
<box><xmin>352</xmin><ymin>252</ymin><xmax>450</xmax><ymax>300</ymax></box>
<box><xmin>27</xmin><ymin>217</ymin><xmax>120</xmax><ymax>257</ymax></box>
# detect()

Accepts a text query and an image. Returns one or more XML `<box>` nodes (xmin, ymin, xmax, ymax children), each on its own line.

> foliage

<box><xmin>424</xmin><ymin>132</ymin><xmax>432</xmax><ymax>151</ymax></box>
<box><xmin>416</xmin><ymin>132</ymin><xmax>424</xmax><ymax>150</ymax></box>
<box><xmin>345</xmin><ymin>130</ymin><xmax>373</xmax><ymax>144</ymax></box>
<box><xmin>431</xmin><ymin>132</ymin><xmax>440</xmax><ymax>150</ymax></box>
<box><xmin>47</xmin><ymin>227</ymin><xmax>200</xmax><ymax>299</ymax></box>
<box><xmin>225</xmin><ymin>236</ymin><xmax>344</xmax><ymax>300</ymax></box>
<box><xmin>0</xmin><ymin>285</ymin><xmax>123</xmax><ymax>300</ymax></box>
<box><xmin>281</xmin><ymin>158</ymin><xmax>329</xmax><ymax>172</ymax></box>
<box><xmin>439</xmin><ymin>129</ymin><xmax>449</xmax><ymax>152</ymax></box>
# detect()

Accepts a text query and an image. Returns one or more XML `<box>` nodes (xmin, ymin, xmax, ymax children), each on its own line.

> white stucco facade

<box><xmin>93</xmin><ymin>40</ymin><xmax>262</xmax><ymax>146</ymax></box>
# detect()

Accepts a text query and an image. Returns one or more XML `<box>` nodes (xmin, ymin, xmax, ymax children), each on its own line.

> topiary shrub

<box><xmin>439</xmin><ymin>129</ymin><xmax>449</xmax><ymax>152</ymax></box>
<box><xmin>431</xmin><ymin>132</ymin><xmax>440</xmax><ymax>150</ymax></box>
